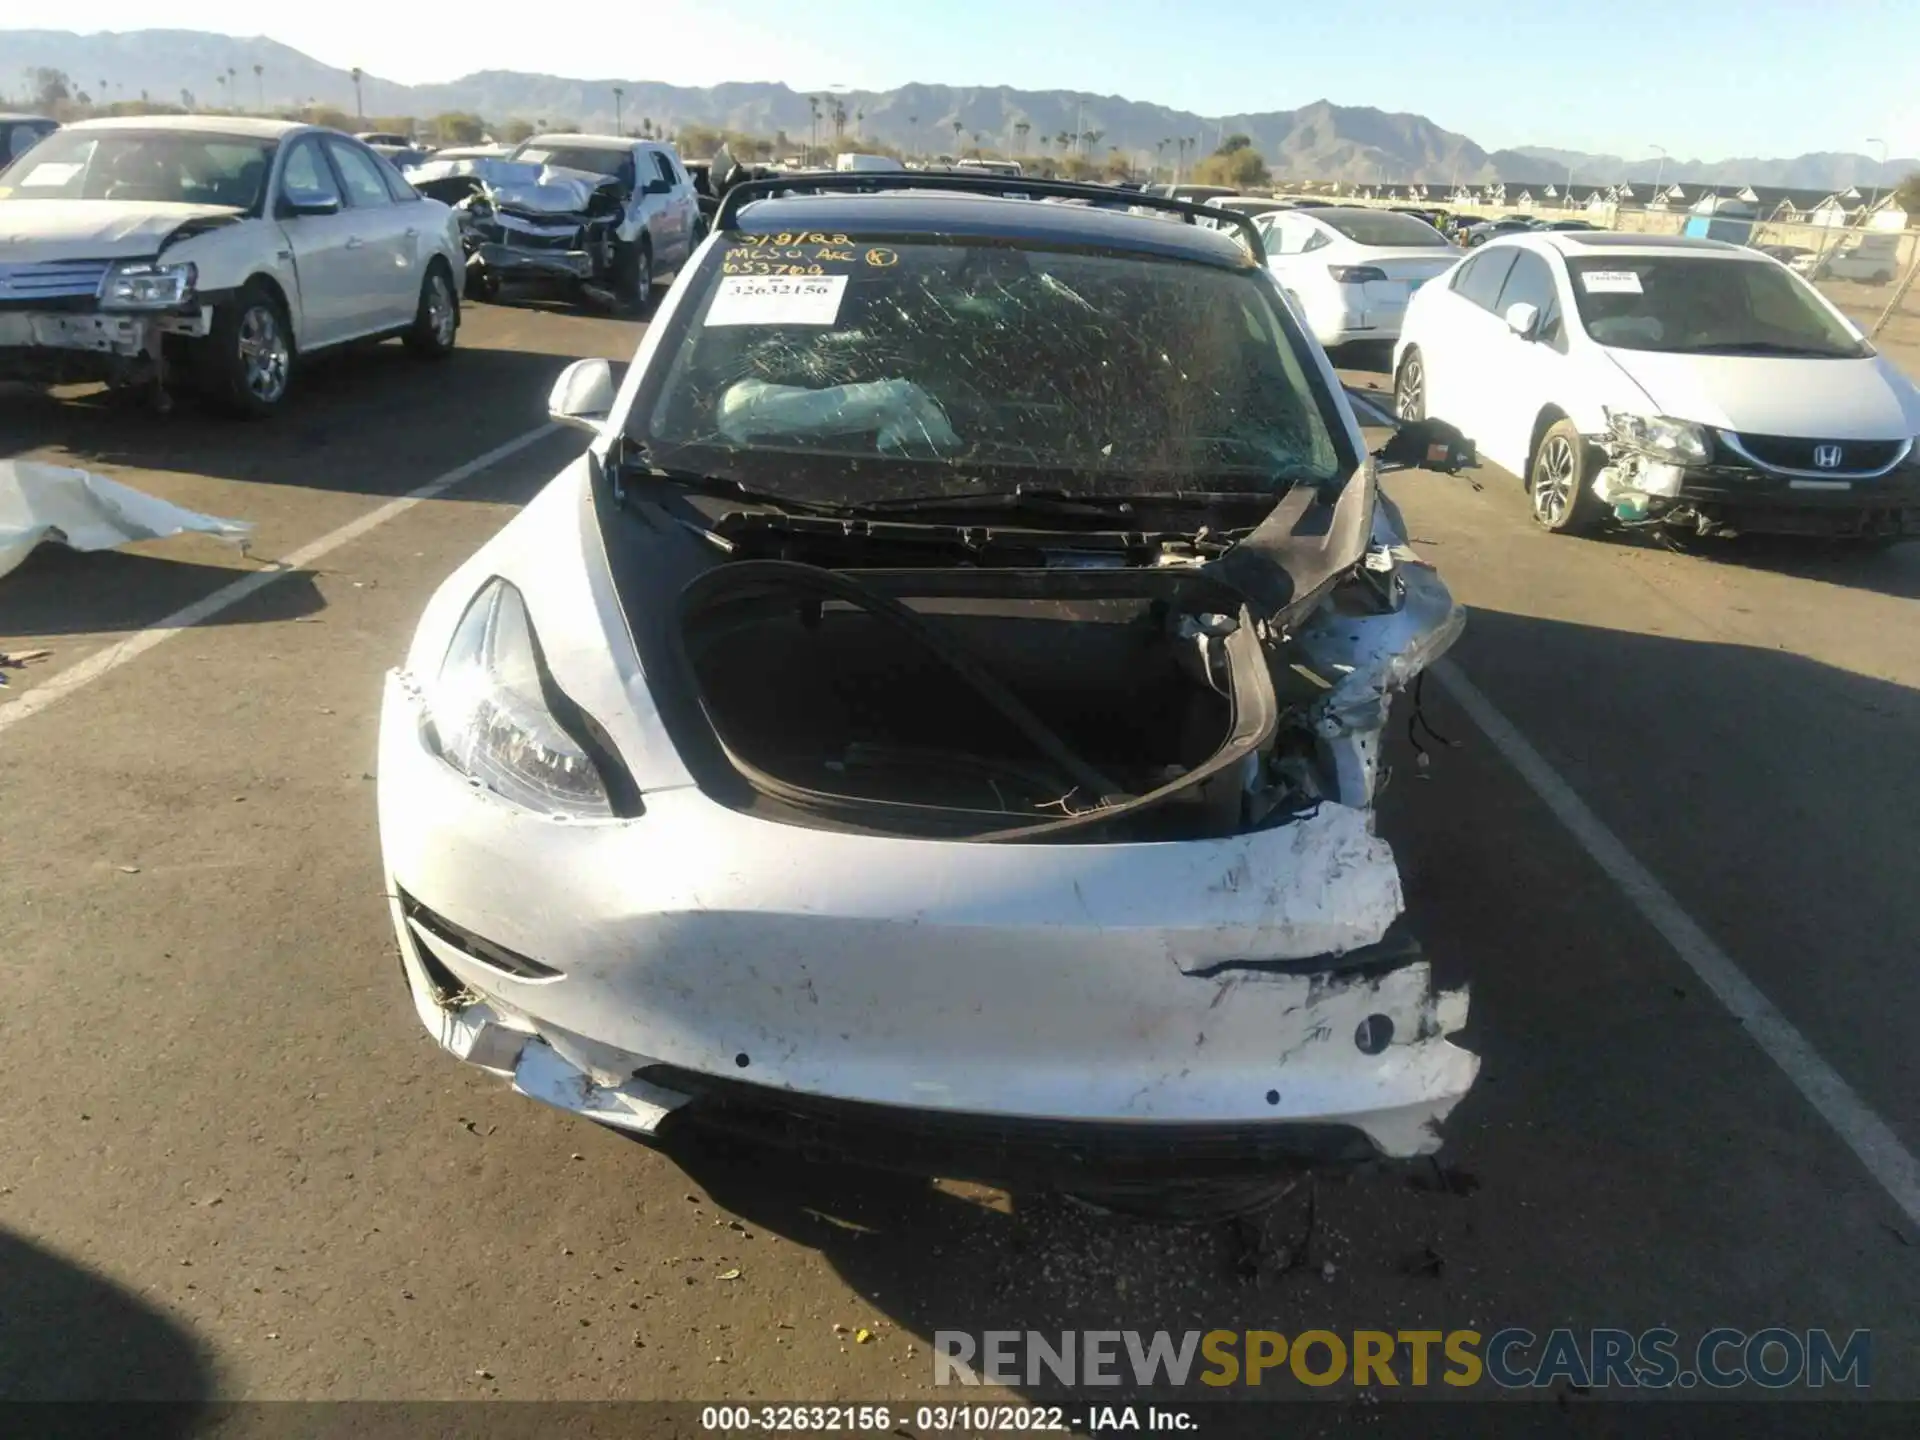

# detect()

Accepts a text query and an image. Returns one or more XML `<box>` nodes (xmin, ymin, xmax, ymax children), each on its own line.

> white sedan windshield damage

<box><xmin>379</xmin><ymin>222</ymin><xmax>1481</xmax><ymax>1204</ymax></box>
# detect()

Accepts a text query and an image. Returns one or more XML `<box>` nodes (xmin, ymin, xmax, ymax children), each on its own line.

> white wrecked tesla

<box><xmin>377</xmin><ymin>176</ymin><xmax>1480</xmax><ymax>1215</ymax></box>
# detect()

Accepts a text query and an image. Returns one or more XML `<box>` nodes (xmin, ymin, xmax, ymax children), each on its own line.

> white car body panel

<box><xmin>0</xmin><ymin>118</ymin><xmax>464</xmax><ymax>366</ymax></box>
<box><xmin>1395</xmin><ymin>235</ymin><xmax>1920</xmax><ymax>481</ymax></box>
<box><xmin>1260</xmin><ymin>211</ymin><xmax>1457</xmax><ymax>348</ymax></box>
<box><xmin>378</xmin><ymin>208</ymin><xmax>1480</xmax><ymax>1171</ymax></box>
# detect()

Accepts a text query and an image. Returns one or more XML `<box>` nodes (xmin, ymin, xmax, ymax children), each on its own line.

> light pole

<box><xmin>1650</xmin><ymin>143</ymin><xmax>1667</xmax><ymax>203</ymax></box>
<box><xmin>1867</xmin><ymin>137</ymin><xmax>1888</xmax><ymax>218</ymax></box>
<box><xmin>612</xmin><ymin>87</ymin><xmax>625</xmax><ymax>135</ymax></box>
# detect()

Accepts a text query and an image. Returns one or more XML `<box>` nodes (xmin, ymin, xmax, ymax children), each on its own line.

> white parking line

<box><xmin>1433</xmin><ymin>657</ymin><xmax>1920</xmax><ymax>1229</ymax></box>
<box><xmin>0</xmin><ymin>422</ymin><xmax>561</xmax><ymax>738</ymax></box>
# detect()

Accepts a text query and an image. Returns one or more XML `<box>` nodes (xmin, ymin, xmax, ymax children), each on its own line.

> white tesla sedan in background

<box><xmin>1392</xmin><ymin>232</ymin><xmax>1920</xmax><ymax>544</ymax></box>
<box><xmin>1256</xmin><ymin>206</ymin><xmax>1460</xmax><ymax>350</ymax></box>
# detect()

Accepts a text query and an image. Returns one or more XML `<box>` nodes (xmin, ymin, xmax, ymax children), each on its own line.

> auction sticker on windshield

<box><xmin>705</xmin><ymin>274</ymin><xmax>849</xmax><ymax>327</ymax></box>
<box><xmin>1579</xmin><ymin>270</ymin><xmax>1644</xmax><ymax>294</ymax></box>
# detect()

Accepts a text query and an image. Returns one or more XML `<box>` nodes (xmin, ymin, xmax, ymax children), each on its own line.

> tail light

<box><xmin>1329</xmin><ymin>265</ymin><xmax>1388</xmax><ymax>284</ymax></box>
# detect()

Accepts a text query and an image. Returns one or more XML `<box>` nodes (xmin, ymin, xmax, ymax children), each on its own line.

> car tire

<box><xmin>1393</xmin><ymin>347</ymin><xmax>1426</xmax><ymax>422</ymax></box>
<box><xmin>403</xmin><ymin>263</ymin><xmax>459</xmax><ymax>360</ymax></box>
<box><xmin>198</xmin><ymin>279</ymin><xmax>292</xmax><ymax>419</ymax></box>
<box><xmin>1528</xmin><ymin>419</ymin><xmax>1606</xmax><ymax>535</ymax></box>
<box><xmin>612</xmin><ymin>236</ymin><xmax>652</xmax><ymax>315</ymax></box>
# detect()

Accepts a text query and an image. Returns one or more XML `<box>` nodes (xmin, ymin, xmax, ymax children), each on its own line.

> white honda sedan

<box><xmin>1392</xmin><ymin>232</ymin><xmax>1920</xmax><ymax>544</ymax></box>
<box><xmin>1255</xmin><ymin>206</ymin><xmax>1460</xmax><ymax>349</ymax></box>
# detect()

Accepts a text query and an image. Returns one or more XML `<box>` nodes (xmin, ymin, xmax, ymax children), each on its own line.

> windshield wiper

<box><xmin>853</xmin><ymin>484</ymin><xmax>1291</xmax><ymax>518</ymax></box>
<box><xmin>1686</xmin><ymin>340</ymin><xmax>1860</xmax><ymax>358</ymax></box>
<box><xmin>617</xmin><ymin>453</ymin><xmax>860</xmax><ymax>518</ymax></box>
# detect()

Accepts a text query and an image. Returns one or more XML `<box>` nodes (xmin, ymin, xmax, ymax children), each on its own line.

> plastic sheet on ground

<box><xmin>0</xmin><ymin>460</ymin><xmax>252</xmax><ymax>582</ymax></box>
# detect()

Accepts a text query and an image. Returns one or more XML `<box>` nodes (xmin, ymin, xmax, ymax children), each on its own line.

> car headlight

<box><xmin>429</xmin><ymin>578</ymin><xmax>627</xmax><ymax>819</ymax></box>
<box><xmin>1606</xmin><ymin>412</ymin><xmax>1710</xmax><ymax>465</ymax></box>
<box><xmin>97</xmin><ymin>259</ymin><xmax>197</xmax><ymax>310</ymax></box>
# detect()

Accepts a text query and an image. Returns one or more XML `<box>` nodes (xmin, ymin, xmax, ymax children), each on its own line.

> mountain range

<box><xmin>2</xmin><ymin>28</ymin><xmax>1913</xmax><ymax>191</ymax></box>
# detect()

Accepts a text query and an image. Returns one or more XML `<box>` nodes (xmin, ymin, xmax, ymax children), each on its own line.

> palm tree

<box><xmin>1054</xmin><ymin>130</ymin><xmax>1072</xmax><ymax>156</ymax></box>
<box><xmin>907</xmin><ymin>114</ymin><xmax>919</xmax><ymax>160</ymax></box>
<box><xmin>854</xmin><ymin>108</ymin><xmax>864</xmax><ymax>141</ymax></box>
<box><xmin>98</xmin><ymin>78</ymin><xmax>109</xmax><ymax>110</ymax></box>
<box><xmin>1014</xmin><ymin>120</ymin><xmax>1030</xmax><ymax>155</ymax></box>
<box><xmin>253</xmin><ymin>63</ymin><xmax>264</xmax><ymax>111</ymax></box>
<box><xmin>1156</xmin><ymin>138</ymin><xmax>1169</xmax><ymax>178</ymax></box>
<box><xmin>808</xmin><ymin>95</ymin><xmax>821</xmax><ymax>165</ymax></box>
<box><xmin>1086</xmin><ymin>129</ymin><xmax>1103</xmax><ymax>155</ymax></box>
<box><xmin>640</xmin><ymin>116</ymin><xmax>653</xmax><ymax>139</ymax></box>
<box><xmin>350</xmin><ymin>66</ymin><xmax>365</xmax><ymax>120</ymax></box>
<box><xmin>214</xmin><ymin>74</ymin><xmax>227</xmax><ymax>111</ymax></box>
<box><xmin>830</xmin><ymin>98</ymin><xmax>848</xmax><ymax>146</ymax></box>
<box><xmin>181</xmin><ymin>87</ymin><xmax>194</xmax><ymax>112</ymax></box>
<box><xmin>612</xmin><ymin>85</ymin><xmax>625</xmax><ymax>133</ymax></box>
<box><xmin>226</xmin><ymin>67</ymin><xmax>237</xmax><ymax>111</ymax></box>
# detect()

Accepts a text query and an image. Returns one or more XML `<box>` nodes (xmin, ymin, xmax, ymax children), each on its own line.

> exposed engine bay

<box><xmin>409</xmin><ymin>158</ymin><xmax>627</xmax><ymax>295</ymax></box>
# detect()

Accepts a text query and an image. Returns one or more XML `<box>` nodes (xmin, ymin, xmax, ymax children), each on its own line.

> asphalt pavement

<box><xmin>2</xmin><ymin>305</ymin><xmax>1918</xmax><ymax>1415</ymax></box>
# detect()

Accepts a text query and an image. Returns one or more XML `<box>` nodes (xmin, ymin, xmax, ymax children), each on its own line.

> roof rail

<box><xmin>713</xmin><ymin>171</ymin><xmax>1265</xmax><ymax>261</ymax></box>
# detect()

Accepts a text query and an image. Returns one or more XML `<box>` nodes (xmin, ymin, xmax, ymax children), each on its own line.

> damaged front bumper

<box><xmin>1591</xmin><ymin>435</ymin><xmax>1920</xmax><ymax>538</ymax></box>
<box><xmin>474</xmin><ymin>240</ymin><xmax>598</xmax><ymax>282</ymax></box>
<box><xmin>379</xmin><ymin>664</ymin><xmax>1477</xmax><ymax>1179</ymax></box>
<box><xmin>0</xmin><ymin>305</ymin><xmax>212</xmax><ymax>383</ymax></box>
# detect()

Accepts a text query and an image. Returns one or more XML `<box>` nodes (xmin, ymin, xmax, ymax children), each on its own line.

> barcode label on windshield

<box><xmin>704</xmin><ymin>275</ymin><xmax>848</xmax><ymax>327</ymax></box>
<box><xmin>1580</xmin><ymin>270</ymin><xmax>1644</xmax><ymax>294</ymax></box>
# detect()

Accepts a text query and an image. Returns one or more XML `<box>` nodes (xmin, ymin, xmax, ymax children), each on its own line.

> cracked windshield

<box><xmin>639</xmin><ymin>237</ymin><xmax>1341</xmax><ymax>496</ymax></box>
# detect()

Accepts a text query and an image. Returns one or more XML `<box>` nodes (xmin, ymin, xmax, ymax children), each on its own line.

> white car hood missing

<box><xmin>0</xmin><ymin>199</ymin><xmax>244</xmax><ymax>262</ymax></box>
<box><xmin>1602</xmin><ymin>348</ymin><xmax>1920</xmax><ymax>439</ymax></box>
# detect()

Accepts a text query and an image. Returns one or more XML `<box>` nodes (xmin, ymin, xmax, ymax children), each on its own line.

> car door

<box><xmin>323</xmin><ymin>135</ymin><xmax>418</xmax><ymax>333</ymax></box>
<box><xmin>271</xmin><ymin>135</ymin><xmax>360</xmax><ymax>349</ymax></box>
<box><xmin>1475</xmin><ymin>247</ymin><xmax>1572</xmax><ymax>473</ymax></box>
<box><xmin>1420</xmin><ymin>244</ymin><xmax>1519</xmax><ymax>442</ymax></box>
<box><xmin>644</xmin><ymin>149</ymin><xmax>693</xmax><ymax>263</ymax></box>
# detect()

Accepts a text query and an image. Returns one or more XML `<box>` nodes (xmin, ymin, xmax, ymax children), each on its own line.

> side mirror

<box><xmin>644</xmin><ymin>177</ymin><xmax>672</xmax><ymax>196</ymax></box>
<box><xmin>1504</xmin><ymin>301</ymin><xmax>1541</xmax><ymax>339</ymax></box>
<box><xmin>547</xmin><ymin>357</ymin><xmax>616</xmax><ymax>434</ymax></box>
<box><xmin>280</xmin><ymin>193</ymin><xmax>341</xmax><ymax>218</ymax></box>
<box><xmin>1374</xmin><ymin>417</ymin><xmax>1476</xmax><ymax>474</ymax></box>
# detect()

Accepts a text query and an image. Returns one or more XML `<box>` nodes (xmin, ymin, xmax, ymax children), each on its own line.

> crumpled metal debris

<box><xmin>0</xmin><ymin>460</ymin><xmax>252</xmax><ymax>581</ymax></box>
<box><xmin>0</xmin><ymin>649</ymin><xmax>51</xmax><ymax>687</ymax></box>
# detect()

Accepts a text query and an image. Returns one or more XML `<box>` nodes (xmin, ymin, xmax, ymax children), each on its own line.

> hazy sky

<box><xmin>19</xmin><ymin>0</ymin><xmax>1920</xmax><ymax>160</ymax></box>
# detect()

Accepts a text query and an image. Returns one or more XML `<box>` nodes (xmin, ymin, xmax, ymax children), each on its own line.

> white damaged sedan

<box><xmin>378</xmin><ymin>181</ymin><xmax>1480</xmax><ymax>1214</ymax></box>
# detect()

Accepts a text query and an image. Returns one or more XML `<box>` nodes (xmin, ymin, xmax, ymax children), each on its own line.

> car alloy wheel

<box><xmin>1532</xmin><ymin>433</ymin><xmax>1578</xmax><ymax>525</ymax></box>
<box><xmin>1395</xmin><ymin>354</ymin><xmax>1424</xmax><ymax>421</ymax></box>
<box><xmin>426</xmin><ymin>273</ymin><xmax>456</xmax><ymax>347</ymax></box>
<box><xmin>237</xmin><ymin>304</ymin><xmax>289</xmax><ymax>405</ymax></box>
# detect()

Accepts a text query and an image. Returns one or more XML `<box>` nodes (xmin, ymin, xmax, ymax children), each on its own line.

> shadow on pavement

<box><xmin>1696</xmin><ymin>532</ymin><xmax>1920</xmax><ymax>600</ymax></box>
<box><xmin>0</xmin><ymin>344</ymin><xmax>581</xmax><ymax>500</ymax></box>
<box><xmin>0</xmin><ymin>548</ymin><xmax>324</xmax><ymax>639</ymax></box>
<box><xmin>0</xmin><ymin>1225</ymin><xmax>219</xmax><ymax>1404</ymax></box>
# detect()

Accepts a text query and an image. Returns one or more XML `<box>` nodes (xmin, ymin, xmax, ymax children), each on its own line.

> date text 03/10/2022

<box><xmin>698</xmin><ymin>1405</ymin><xmax>1193</xmax><ymax>1432</ymax></box>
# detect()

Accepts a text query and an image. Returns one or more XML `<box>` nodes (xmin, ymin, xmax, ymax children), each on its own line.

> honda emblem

<box><xmin>1813</xmin><ymin>444</ymin><xmax>1844</xmax><ymax>469</ymax></box>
